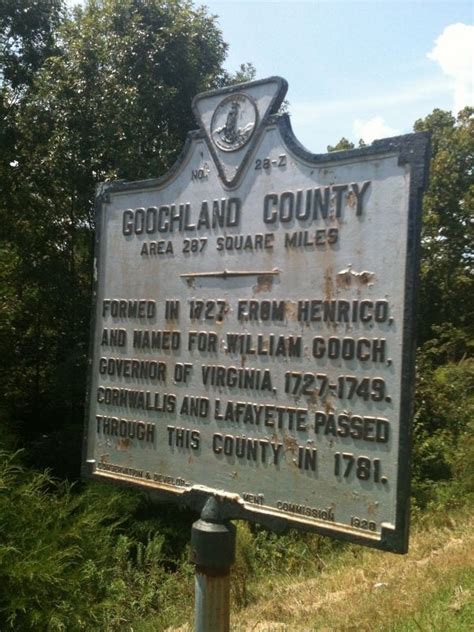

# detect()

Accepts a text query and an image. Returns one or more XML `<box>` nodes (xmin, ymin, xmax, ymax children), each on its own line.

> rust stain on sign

<box><xmin>307</xmin><ymin>389</ymin><xmax>319</xmax><ymax>411</ymax></box>
<box><xmin>117</xmin><ymin>438</ymin><xmax>131</xmax><ymax>451</ymax></box>
<box><xmin>346</xmin><ymin>190</ymin><xmax>357</xmax><ymax>209</ymax></box>
<box><xmin>324</xmin><ymin>268</ymin><xmax>335</xmax><ymax>300</ymax></box>
<box><xmin>253</xmin><ymin>274</ymin><xmax>274</xmax><ymax>293</ymax></box>
<box><xmin>324</xmin><ymin>399</ymin><xmax>335</xmax><ymax>414</ymax></box>
<box><xmin>336</xmin><ymin>266</ymin><xmax>375</xmax><ymax>288</ymax></box>
<box><xmin>283</xmin><ymin>434</ymin><xmax>299</xmax><ymax>455</ymax></box>
<box><xmin>284</xmin><ymin>300</ymin><xmax>298</xmax><ymax>321</ymax></box>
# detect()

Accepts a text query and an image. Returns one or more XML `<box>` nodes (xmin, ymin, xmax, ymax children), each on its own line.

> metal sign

<box><xmin>82</xmin><ymin>77</ymin><xmax>430</xmax><ymax>553</ymax></box>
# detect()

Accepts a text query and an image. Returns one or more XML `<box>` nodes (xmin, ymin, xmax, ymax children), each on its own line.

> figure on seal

<box><xmin>213</xmin><ymin>98</ymin><xmax>256</xmax><ymax>150</ymax></box>
<box><xmin>219</xmin><ymin>101</ymin><xmax>240</xmax><ymax>144</ymax></box>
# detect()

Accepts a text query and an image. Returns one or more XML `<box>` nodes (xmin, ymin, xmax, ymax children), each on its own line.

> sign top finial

<box><xmin>192</xmin><ymin>76</ymin><xmax>288</xmax><ymax>187</ymax></box>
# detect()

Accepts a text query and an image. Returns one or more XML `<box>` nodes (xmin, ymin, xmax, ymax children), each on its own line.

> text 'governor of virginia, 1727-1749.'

<box><xmin>82</xmin><ymin>76</ymin><xmax>430</xmax><ymax>553</ymax></box>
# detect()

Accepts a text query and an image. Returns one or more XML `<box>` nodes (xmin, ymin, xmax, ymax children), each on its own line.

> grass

<box><xmin>164</xmin><ymin>505</ymin><xmax>473</xmax><ymax>631</ymax></box>
<box><xmin>232</xmin><ymin>509</ymin><xmax>474</xmax><ymax>631</ymax></box>
<box><xmin>391</xmin><ymin>568</ymin><xmax>473</xmax><ymax>631</ymax></box>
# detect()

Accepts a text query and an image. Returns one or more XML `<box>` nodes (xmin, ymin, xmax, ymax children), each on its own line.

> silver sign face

<box><xmin>83</xmin><ymin>77</ymin><xmax>429</xmax><ymax>552</ymax></box>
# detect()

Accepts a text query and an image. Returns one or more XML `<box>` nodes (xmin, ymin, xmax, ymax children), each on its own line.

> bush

<box><xmin>412</xmin><ymin>354</ymin><xmax>474</xmax><ymax>508</ymax></box>
<box><xmin>0</xmin><ymin>451</ymin><xmax>192</xmax><ymax>631</ymax></box>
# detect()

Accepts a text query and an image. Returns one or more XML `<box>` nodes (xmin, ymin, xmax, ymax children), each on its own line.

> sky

<box><xmin>66</xmin><ymin>1</ymin><xmax>473</xmax><ymax>152</ymax></box>
<box><xmin>201</xmin><ymin>0</ymin><xmax>473</xmax><ymax>151</ymax></box>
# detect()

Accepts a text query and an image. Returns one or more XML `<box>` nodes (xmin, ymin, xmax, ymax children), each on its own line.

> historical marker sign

<box><xmin>82</xmin><ymin>77</ymin><xmax>429</xmax><ymax>553</ymax></box>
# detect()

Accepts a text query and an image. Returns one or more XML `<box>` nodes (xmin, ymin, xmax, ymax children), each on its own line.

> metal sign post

<box><xmin>82</xmin><ymin>75</ymin><xmax>429</xmax><ymax>624</ymax></box>
<box><xmin>191</xmin><ymin>497</ymin><xmax>236</xmax><ymax>632</ymax></box>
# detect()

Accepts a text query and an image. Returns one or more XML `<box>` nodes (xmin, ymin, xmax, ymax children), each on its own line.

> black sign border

<box><xmin>82</xmin><ymin>107</ymin><xmax>430</xmax><ymax>554</ymax></box>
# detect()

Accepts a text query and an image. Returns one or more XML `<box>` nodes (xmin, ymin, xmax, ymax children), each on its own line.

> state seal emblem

<box><xmin>211</xmin><ymin>93</ymin><xmax>258</xmax><ymax>152</ymax></box>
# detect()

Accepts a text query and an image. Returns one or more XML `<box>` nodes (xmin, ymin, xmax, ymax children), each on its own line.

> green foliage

<box><xmin>327</xmin><ymin>137</ymin><xmax>366</xmax><ymax>152</ymax></box>
<box><xmin>229</xmin><ymin>521</ymin><xmax>348</xmax><ymax>609</ymax></box>
<box><xmin>412</xmin><ymin>352</ymin><xmax>474</xmax><ymax>508</ymax></box>
<box><xmin>414</xmin><ymin>108</ymin><xmax>474</xmax><ymax>352</ymax></box>
<box><xmin>0</xmin><ymin>451</ymin><xmax>193</xmax><ymax>630</ymax></box>
<box><xmin>0</xmin><ymin>0</ymin><xmax>240</xmax><ymax>471</ymax></box>
<box><xmin>218</xmin><ymin>62</ymin><xmax>257</xmax><ymax>88</ymax></box>
<box><xmin>0</xmin><ymin>0</ymin><xmax>64</xmax><ymax>90</ymax></box>
<box><xmin>232</xmin><ymin>522</ymin><xmax>256</xmax><ymax>607</ymax></box>
<box><xmin>390</xmin><ymin>568</ymin><xmax>474</xmax><ymax>632</ymax></box>
<box><xmin>407</xmin><ymin>107</ymin><xmax>474</xmax><ymax>508</ymax></box>
<box><xmin>327</xmin><ymin>136</ymin><xmax>355</xmax><ymax>152</ymax></box>
<box><xmin>33</xmin><ymin>0</ymin><xmax>228</xmax><ymax>183</ymax></box>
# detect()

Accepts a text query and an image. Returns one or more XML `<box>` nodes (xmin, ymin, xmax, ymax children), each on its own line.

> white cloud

<box><xmin>290</xmin><ymin>78</ymin><xmax>451</xmax><ymax>123</ymax></box>
<box><xmin>428</xmin><ymin>23</ymin><xmax>474</xmax><ymax>113</ymax></box>
<box><xmin>353</xmin><ymin>116</ymin><xmax>399</xmax><ymax>144</ymax></box>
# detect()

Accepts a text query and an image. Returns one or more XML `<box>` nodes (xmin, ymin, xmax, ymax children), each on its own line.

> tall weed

<box><xmin>0</xmin><ymin>452</ymin><xmax>190</xmax><ymax>631</ymax></box>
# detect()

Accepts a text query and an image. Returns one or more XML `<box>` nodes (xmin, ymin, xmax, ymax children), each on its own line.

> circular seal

<box><xmin>211</xmin><ymin>93</ymin><xmax>258</xmax><ymax>152</ymax></box>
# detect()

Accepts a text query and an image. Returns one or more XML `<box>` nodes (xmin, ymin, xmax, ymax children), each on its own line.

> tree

<box><xmin>327</xmin><ymin>137</ymin><xmax>355</xmax><ymax>152</ymax></box>
<box><xmin>0</xmin><ymin>0</ymin><xmax>64</xmax><ymax>90</ymax></box>
<box><xmin>327</xmin><ymin>137</ymin><xmax>367</xmax><ymax>152</ymax></box>
<box><xmin>0</xmin><ymin>0</ymin><xmax>246</xmax><ymax>473</ymax></box>
<box><xmin>414</xmin><ymin>108</ymin><xmax>474</xmax><ymax>356</ymax></box>
<box><xmin>0</xmin><ymin>0</ymin><xmax>64</xmax><ymax>209</ymax></box>
<box><xmin>218</xmin><ymin>62</ymin><xmax>256</xmax><ymax>88</ymax></box>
